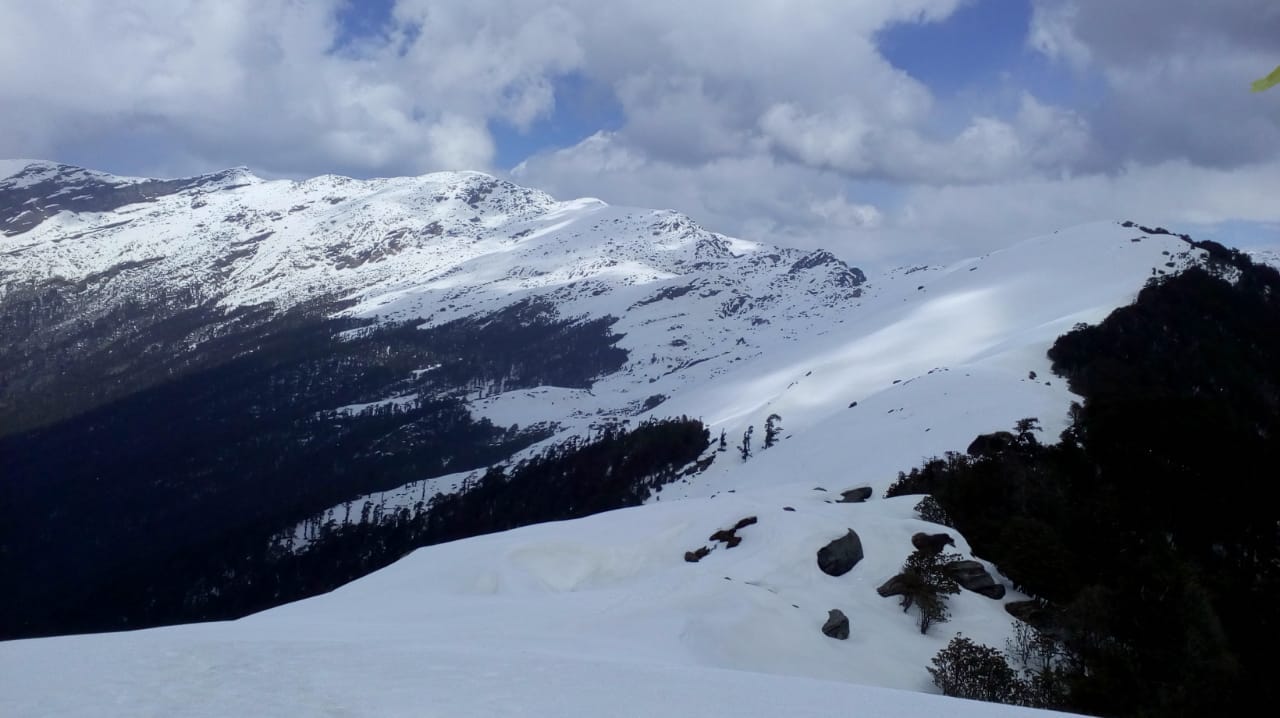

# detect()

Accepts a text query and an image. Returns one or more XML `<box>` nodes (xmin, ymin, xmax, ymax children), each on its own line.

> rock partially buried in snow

<box><xmin>876</xmin><ymin>574</ymin><xmax>913</xmax><ymax>598</ymax></box>
<box><xmin>837</xmin><ymin>487</ymin><xmax>873</xmax><ymax>503</ymax></box>
<box><xmin>944</xmin><ymin>560</ymin><xmax>1006</xmax><ymax>599</ymax></box>
<box><xmin>684</xmin><ymin>546</ymin><xmax>711</xmax><ymax>563</ymax></box>
<box><xmin>816</xmin><ymin>529</ymin><xmax>864</xmax><ymax>576</ymax></box>
<box><xmin>709</xmin><ymin>516</ymin><xmax>758</xmax><ymax>548</ymax></box>
<box><xmin>822</xmin><ymin>609</ymin><xmax>850</xmax><ymax>640</ymax></box>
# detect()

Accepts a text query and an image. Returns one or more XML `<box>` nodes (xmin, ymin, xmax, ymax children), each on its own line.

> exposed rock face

<box><xmin>966</xmin><ymin>431</ymin><xmax>1017</xmax><ymax>457</ymax></box>
<box><xmin>822</xmin><ymin>609</ymin><xmax>850</xmax><ymax>640</ymax></box>
<box><xmin>816</xmin><ymin>529</ymin><xmax>864</xmax><ymax>576</ymax></box>
<box><xmin>1006</xmin><ymin>599</ymin><xmax>1057</xmax><ymax>632</ymax></box>
<box><xmin>684</xmin><ymin>546</ymin><xmax>711</xmax><ymax>563</ymax></box>
<box><xmin>709</xmin><ymin>516</ymin><xmax>757</xmax><ymax>549</ymax></box>
<box><xmin>944</xmin><ymin>560</ymin><xmax>1006</xmax><ymax>599</ymax></box>
<box><xmin>837</xmin><ymin>487</ymin><xmax>873</xmax><ymax>503</ymax></box>
<box><xmin>910</xmin><ymin>532</ymin><xmax>956</xmax><ymax>556</ymax></box>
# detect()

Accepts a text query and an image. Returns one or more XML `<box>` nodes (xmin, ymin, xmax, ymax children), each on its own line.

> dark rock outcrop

<box><xmin>709</xmin><ymin>516</ymin><xmax>757</xmax><ymax>549</ymax></box>
<box><xmin>910</xmin><ymin>532</ymin><xmax>956</xmax><ymax>556</ymax></box>
<box><xmin>1005</xmin><ymin>600</ymin><xmax>1057</xmax><ymax>631</ymax></box>
<box><xmin>944</xmin><ymin>560</ymin><xmax>1006</xmax><ymax>599</ymax></box>
<box><xmin>876</xmin><ymin>573</ymin><xmax>913</xmax><ymax>598</ymax></box>
<box><xmin>966</xmin><ymin>431</ymin><xmax>1016</xmax><ymax>457</ymax></box>
<box><xmin>685</xmin><ymin>546</ymin><xmax>712</xmax><ymax>563</ymax></box>
<box><xmin>822</xmin><ymin>609</ymin><xmax>850</xmax><ymax>640</ymax></box>
<box><xmin>709</xmin><ymin>529</ymin><xmax>742</xmax><ymax>548</ymax></box>
<box><xmin>816</xmin><ymin>529</ymin><xmax>864</xmax><ymax>576</ymax></box>
<box><xmin>837</xmin><ymin>487</ymin><xmax>873</xmax><ymax>503</ymax></box>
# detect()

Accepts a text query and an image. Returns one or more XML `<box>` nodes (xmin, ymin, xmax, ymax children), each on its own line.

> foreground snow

<box><xmin>3</xmin><ymin>632</ymin><xmax>1069</xmax><ymax>717</ymax></box>
<box><xmin>3</xmin><ymin>494</ymin><xmax>1075</xmax><ymax>716</ymax></box>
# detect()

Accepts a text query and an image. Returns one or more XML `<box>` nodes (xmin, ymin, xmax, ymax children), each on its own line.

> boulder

<box><xmin>684</xmin><ymin>546</ymin><xmax>711</xmax><ymax>563</ymax></box>
<box><xmin>816</xmin><ymin>529</ymin><xmax>864</xmax><ymax>576</ymax></box>
<box><xmin>1006</xmin><ymin>600</ymin><xmax>1054</xmax><ymax>628</ymax></box>
<box><xmin>966</xmin><ymin>431</ymin><xmax>1016</xmax><ymax>457</ymax></box>
<box><xmin>910</xmin><ymin>531</ymin><xmax>956</xmax><ymax>556</ymax></box>
<box><xmin>876</xmin><ymin>573</ymin><xmax>913</xmax><ymax>598</ymax></box>
<box><xmin>944</xmin><ymin>559</ymin><xmax>1006</xmax><ymax>599</ymax></box>
<box><xmin>837</xmin><ymin>486</ymin><xmax>873</xmax><ymax>503</ymax></box>
<box><xmin>822</xmin><ymin>609</ymin><xmax>850</xmax><ymax>640</ymax></box>
<box><xmin>709</xmin><ymin>516</ymin><xmax>756</xmax><ymax>548</ymax></box>
<box><xmin>708</xmin><ymin>529</ymin><xmax>742</xmax><ymax>548</ymax></box>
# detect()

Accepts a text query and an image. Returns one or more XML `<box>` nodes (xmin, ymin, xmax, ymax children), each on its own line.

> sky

<box><xmin>1</xmin><ymin>0</ymin><xmax>1277</xmax><ymax>263</ymax></box>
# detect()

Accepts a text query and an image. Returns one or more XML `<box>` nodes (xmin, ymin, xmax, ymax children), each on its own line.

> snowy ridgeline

<box><xmin>280</xmin><ymin>220</ymin><xmax>1207</xmax><ymax>551</ymax></box>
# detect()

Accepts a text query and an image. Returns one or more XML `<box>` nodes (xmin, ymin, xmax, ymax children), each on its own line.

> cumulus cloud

<box><xmin>0</xmin><ymin>0</ymin><xmax>1275</xmax><ymax>262</ymax></box>
<box><xmin>0</xmin><ymin>0</ymin><xmax>582</xmax><ymax>177</ymax></box>
<box><xmin>1029</xmin><ymin>0</ymin><xmax>1280</xmax><ymax>169</ymax></box>
<box><xmin>0</xmin><ymin>0</ymin><xmax>994</xmax><ymax>181</ymax></box>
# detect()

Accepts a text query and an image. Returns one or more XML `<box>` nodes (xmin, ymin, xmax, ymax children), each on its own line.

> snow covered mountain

<box><xmin>0</xmin><ymin>160</ymin><xmax>861</xmax><ymax>432</ymax></box>
<box><xmin>0</xmin><ymin>160</ymin><xmax>1234</xmax><ymax>715</ymax></box>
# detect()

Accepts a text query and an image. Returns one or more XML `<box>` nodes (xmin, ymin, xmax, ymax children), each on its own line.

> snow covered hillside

<box><xmin>2</xmin><ymin>160</ymin><xmax>1224</xmax><ymax>715</ymax></box>
<box><xmin>306</xmin><ymin>220</ymin><xmax>1200</xmax><ymax>533</ymax></box>
<box><xmin>0</xmin><ymin>160</ymin><xmax>860</xmax><ymax>433</ymax></box>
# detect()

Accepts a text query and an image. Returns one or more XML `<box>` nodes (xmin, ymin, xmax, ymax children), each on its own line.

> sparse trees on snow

<box><xmin>763</xmin><ymin>413</ymin><xmax>781</xmax><ymax>448</ymax></box>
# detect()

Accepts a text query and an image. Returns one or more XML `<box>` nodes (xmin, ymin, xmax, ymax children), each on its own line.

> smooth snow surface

<box><xmin>3</xmin><ymin>500</ymin><xmax>1076</xmax><ymax>716</ymax></box>
<box><xmin>2</xmin><ymin>164</ymin><xmax>1209</xmax><ymax>716</ymax></box>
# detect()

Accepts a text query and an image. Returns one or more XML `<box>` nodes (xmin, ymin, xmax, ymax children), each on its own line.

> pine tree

<box><xmin>929</xmin><ymin>635</ymin><xmax>1023</xmax><ymax>704</ymax></box>
<box><xmin>763</xmin><ymin>413</ymin><xmax>781</xmax><ymax>448</ymax></box>
<box><xmin>900</xmin><ymin>548</ymin><xmax>961</xmax><ymax>634</ymax></box>
<box><xmin>739</xmin><ymin>426</ymin><xmax>753</xmax><ymax>460</ymax></box>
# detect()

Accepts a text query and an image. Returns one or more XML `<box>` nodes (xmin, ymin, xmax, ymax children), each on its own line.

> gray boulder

<box><xmin>944</xmin><ymin>560</ymin><xmax>1006</xmax><ymax>599</ymax></box>
<box><xmin>822</xmin><ymin>609</ymin><xmax>850</xmax><ymax>640</ymax></box>
<box><xmin>837</xmin><ymin>486</ymin><xmax>873</xmax><ymax>503</ymax></box>
<box><xmin>816</xmin><ymin>529</ymin><xmax>865</xmax><ymax>576</ymax></box>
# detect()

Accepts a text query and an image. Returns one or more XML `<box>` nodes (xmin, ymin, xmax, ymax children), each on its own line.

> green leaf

<box><xmin>1251</xmin><ymin>65</ymin><xmax>1280</xmax><ymax>93</ymax></box>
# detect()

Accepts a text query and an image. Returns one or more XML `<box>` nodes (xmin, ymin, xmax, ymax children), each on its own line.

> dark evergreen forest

<box><xmin>1</xmin><ymin>299</ymin><xmax>632</xmax><ymax>639</ymax></box>
<box><xmin>889</xmin><ymin>241</ymin><xmax>1280</xmax><ymax>716</ymax></box>
<box><xmin>4</xmin><ymin>416</ymin><xmax>706</xmax><ymax>640</ymax></box>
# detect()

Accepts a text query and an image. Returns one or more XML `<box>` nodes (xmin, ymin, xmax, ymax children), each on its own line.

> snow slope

<box><xmin>0</xmin><ymin>161</ymin><xmax>1212</xmax><ymax>715</ymax></box>
<box><xmin>312</xmin><ymin>221</ymin><xmax>1198</xmax><ymax>534</ymax></box>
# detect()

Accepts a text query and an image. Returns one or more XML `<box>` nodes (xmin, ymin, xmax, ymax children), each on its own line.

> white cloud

<box><xmin>515</xmin><ymin>131</ymin><xmax>1280</xmax><ymax>267</ymax></box>
<box><xmin>1028</xmin><ymin>0</ymin><xmax>1280</xmax><ymax>169</ymax></box>
<box><xmin>0</xmin><ymin>0</ymin><xmax>1275</xmax><ymax>264</ymax></box>
<box><xmin>0</xmin><ymin>0</ymin><xmax>976</xmax><ymax>180</ymax></box>
<box><xmin>1027</xmin><ymin>2</ymin><xmax>1091</xmax><ymax>68</ymax></box>
<box><xmin>810</xmin><ymin>195</ymin><xmax>884</xmax><ymax>230</ymax></box>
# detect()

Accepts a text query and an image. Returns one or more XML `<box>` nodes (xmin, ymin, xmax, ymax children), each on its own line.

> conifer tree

<box><xmin>763</xmin><ymin>413</ymin><xmax>782</xmax><ymax>448</ymax></box>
